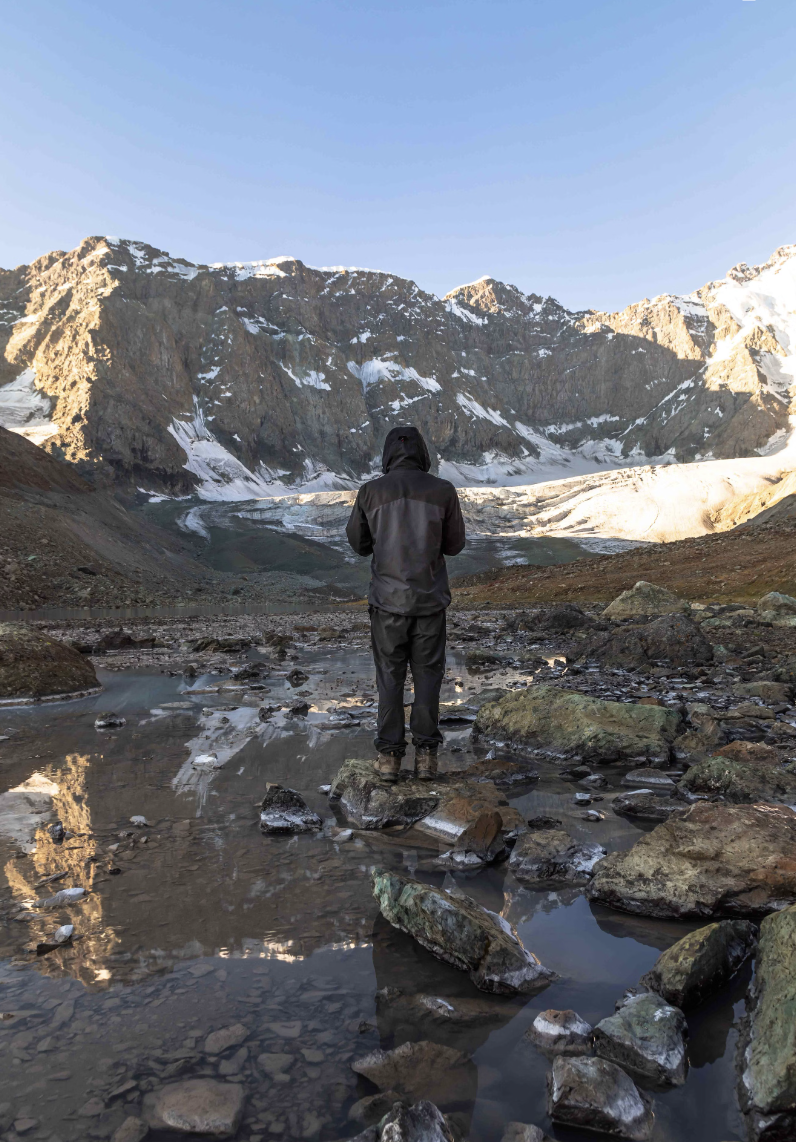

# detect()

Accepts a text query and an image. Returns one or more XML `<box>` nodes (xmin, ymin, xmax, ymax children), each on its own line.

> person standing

<box><xmin>345</xmin><ymin>426</ymin><xmax>466</xmax><ymax>782</ymax></box>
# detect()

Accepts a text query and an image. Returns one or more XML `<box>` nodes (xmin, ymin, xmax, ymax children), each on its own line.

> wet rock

<box><xmin>465</xmin><ymin>648</ymin><xmax>508</xmax><ymax>670</ymax></box>
<box><xmin>525</xmin><ymin>1009</ymin><xmax>593</xmax><ymax>1055</ymax></box>
<box><xmin>714</xmin><ymin>741</ymin><xmax>781</xmax><ymax>766</ymax></box>
<box><xmin>142</xmin><ymin>1078</ymin><xmax>245</xmax><ymax>1136</ymax></box>
<box><xmin>0</xmin><ymin>622</ymin><xmax>99</xmax><ymax>701</ymax></box>
<box><xmin>436</xmin><ymin>810</ymin><xmax>508</xmax><ymax>868</ymax></box>
<box><xmin>287</xmin><ymin>699</ymin><xmax>310</xmax><ymax>716</ymax></box>
<box><xmin>460</xmin><ymin>757</ymin><xmax>536</xmax><ymax>786</ymax></box>
<box><xmin>547</xmin><ymin>1055</ymin><xmax>654</xmax><ymax>1140</ymax></box>
<box><xmin>593</xmin><ymin>991</ymin><xmax>688</xmax><ymax>1086</ymax></box>
<box><xmin>110</xmin><ymin>1119</ymin><xmax>150</xmax><ymax>1142</ymax></box>
<box><xmin>611</xmin><ymin>791</ymin><xmax>688</xmax><ymax>822</ymax></box>
<box><xmin>187</xmin><ymin>636</ymin><xmax>251</xmax><ymax>653</ymax></box>
<box><xmin>603</xmin><ymin>581</ymin><xmax>689</xmax><ymax>620</ymax></box>
<box><xmin>509</xmin><ymin>830</ymin><xmax>606</xmax><ymax>884</ymax></box>
<box><xmin>531</xmin><ymin>604</ymin><xmax>591</xmax><ymax>632</ymax></box>
<box><xmin>772</xmin><ymin>657</ymin><xmax>796</xmax><ymax>685</ymax></box>
<box><xmin>500</xmin><ymin>1124</ymin><xmax>552</xmax><ymax>1142</ymax></box>
<box><xmin>375</xmin><ymin>987</ymin><xmax>510</xmax><ymax>1029</ymax></box>
<box><xmin>621</xmin><ymin>768</ymin><xmax>677</xmax><ymax>789</ymax></box>
<box><xmin>526</xmin><ymin>815</ymin><xmax>563</xmax><ymax>831</ymax></box>
<box><xmin>678</xmin><ymin>755</ymin><xmax>796</xmax><ymax>805</ymax></box>
<box><xmin>351</xmin><ymin>1040</ymin><xmax>475</xmax><ymax>1106</ymax></box>
<box><xmin>640</xmin><ymin>919</ymin><xmax>757</xmax><ymax>1008</ymax></box>
<box><xmin>587</xmin><ymin>613</ymin><xmax>713</xmax><ymax>670</ymax></box>
<box><xmin>588</xmin><ymin>802</ymin><xmax>796</xmax><ymax>918</ymax></box>
<box><xmin>95</xmin><ymin>711</ymin><xmax>127</xmax><ymax>729</ymax></box>
<box><xmin>372</xmin><ymin>867</ymin><xmax>555</xmax><ymax>994</ymax></box>
<box><xmin>259</xmin><ymin>784</ymin><xmax>322</xmax><ymax>833</ymax></box>
<box><xmin>346</xmin><ymin>1100</ymin><xmax>456</xmax><ymax>1142</ymax></box>
<box><xmin>738</xmin><ymin>903</ymin><xmax>796</xmax><ymax>1141</ymax></box>
<box><xmin>474</xmin><ymin>685</ymin><xmax>680</xmax><ymax>764</ymax></box>
<box><xmin>287</xmin><ymin>668</ymin><xmax>309</xmax><ymax>686</ymax></box>
<box><xmin>204</xmin><ymin>1023</ymin><xmax>248</xmax><ymax>1055</ymax></box>
<box><xmin>469</xmin><ymin>686</ymin><xmax>509</xmax><ymax>708</ymax></box>
<box><xmin>257</xmin><ymin>1051</ymin><xmax>294</xmax><ymax>1077</ymax></box>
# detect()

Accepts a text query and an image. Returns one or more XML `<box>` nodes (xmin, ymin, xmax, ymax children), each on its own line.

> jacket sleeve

<box><xmin>442</xmin><ymin>488</ymin><xmax>466</xmax><ymax>556</ymax></box>
<box><xmin>345</xmin><ymin>490</ymin><xmax>374</xmax><ymax>556</ymax></box>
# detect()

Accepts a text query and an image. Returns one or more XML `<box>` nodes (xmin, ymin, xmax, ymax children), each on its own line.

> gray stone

<box><xmin>95</xmin><ymin>712</ymin><xmax>127</xmax><ymax>728</ymax></box>
<box><xmin>525</xmin><ymin>1009</ymin><xmax>593</xmax><ymax>1055</ymax></box>
<box><xmin>611</xmin><ymin>790</ymin><xmax>688</xmax><ymax>821</ymax></box>
<box><xmin>351</xmin><ymin>1041</ymin><xmax>475</xmax><ymax>1106</ymax></box>
<box><xmin>348</xmin><ymin>1092</ymin><xmax>405</xmax><ymax>1127</ymax></box>
<box><xmin>588</xmin><ymin>802</ymin><xmax>796</xmax><ymax>919</ymax></box>
<box><xmin>589</xmin><ymin>613</ymin><xmax>713</xmax><ymax>670</ymax></box>
<box><xmin>621</xmin><ymin>768</ymin><xmax>677</xmax><ymax>789</ymax></box>
<box><xmin>346</xmin><ymin>1100</ymin><xmax>456</xmax><ymax>1142</ymax></box>
<box><xmin>142</xmin><ymin>1079</ymin><xmax>245</xmax><ymax>1137</ymax></box>
<box><xmin>508</xmin><ymin>830</ymin><xmax>606</xmax><ymax>884</ymax></box>
<box><xmin>500</xmin><ymin>1124</ymin><xmax>552</xmax><ymax>1142</ymax></box>
<box><xmin>640</xmin><ymin>919</ymin><xmax>757</xmax><ymax>1009</ymax></box>
<box><xmin>474</xmin><ymin>685</ymin><xmax>680</xmax><ymax>764</ymax></box>
<box><xmin>603</xmin><ymin>581</ymin><xmax>689</xmax><ymax>619</ymax></box>
<box><xmin>259</xmin><ymin>784</ymin><xmax>321</xmax><ymax>833</ymax></box>
<box><xmin>547</xmin><ymin>1056</ymin><xmax>654</xmax><ymax>1140</ymax></box>
<box><xmin>757</xmin><ymin>591</ymin><xmax>796</xmax><ymax>615</ymax></box>
<box><xmin>257</xmin><ymin>1052</ymin><xmax>294</xmax><ymax>1077</ymax></box>
<box><xmin>593</xmin><ymin>992</ymin><xmax>688</xmax><ymax>1086</ymax></box>
<box><xmin>204</xmin><ymin>1023</ymin><xmax>248</xmax><ymax>1055</ymax></box>
<box><xmin>372</xmin><ymin>868</ymin><xmax>555</xmax><ymax>995</ymax></box>
<box><xmin>739</xmin><ymin>903</ymin><xmax>796</xmax><ymax>1141</ymax></box>
<box><xmin>733</xmin><ymin>681</ymin><xmax>793</xmax><ymax>704</ymax></box>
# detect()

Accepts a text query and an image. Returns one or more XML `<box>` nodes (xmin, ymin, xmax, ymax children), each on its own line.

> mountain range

<box><xmin>0</xmin><ymin>237</ymin><xmax>794</xmax><ymax>498</ymax></box>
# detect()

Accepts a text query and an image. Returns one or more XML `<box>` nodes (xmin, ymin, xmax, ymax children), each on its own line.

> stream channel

<box><xmin>0</xmin><ymin>645</ymin><xmax>746</xmax><ymax>1142</ymax></box>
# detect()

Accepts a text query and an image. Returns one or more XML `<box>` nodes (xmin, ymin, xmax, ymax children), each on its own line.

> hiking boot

<box><xmin>375</xmin><ymin>752</ymin><xmax>402</xmax><ymax>784</ymax></box>
<box><xmin>414</xmin><ymin>748</ymin><xmax>438</xmax><ymax>780</ymax></box>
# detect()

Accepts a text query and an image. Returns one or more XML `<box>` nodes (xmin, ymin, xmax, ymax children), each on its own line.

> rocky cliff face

<box><xmin>0</xmin><ymin>238</ymin><xmax>794</xmax><ymax>497</ymax></box>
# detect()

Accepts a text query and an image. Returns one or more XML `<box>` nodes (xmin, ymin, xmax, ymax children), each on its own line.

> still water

<box><xmin>0</xmin><ymin>650</ymin><xmax>746</xmax><ymax>1141</ymax></box>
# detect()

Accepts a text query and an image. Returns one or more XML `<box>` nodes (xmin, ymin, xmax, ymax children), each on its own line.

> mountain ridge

<box><xmin>0</xmin><ymin>237</ymin><xmax>794</xmax><ymax>498</ymax></box>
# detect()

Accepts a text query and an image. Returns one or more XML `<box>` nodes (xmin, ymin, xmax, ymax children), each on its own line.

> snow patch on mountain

<box><xmin>0</xmin><ymin>368</ymin><xmax>58</xmax><ymax>445</ymax></box>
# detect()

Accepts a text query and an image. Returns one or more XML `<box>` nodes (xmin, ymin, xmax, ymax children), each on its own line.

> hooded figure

<box><xmin>346</xmin><ymin>426</ymin><xmax>465</xmax><ymax>780</ymax></box>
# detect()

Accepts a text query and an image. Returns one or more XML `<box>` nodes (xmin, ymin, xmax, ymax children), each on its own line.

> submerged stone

<box><xmin>474</xmin><ymin>685</ymin><xmax>679</xmax><ymax>764</ymax></box>
<box><xmin>546</xmin><ymin>1056</ymin><xmax>654</xmax><ymax>1140</ymax></box>
<box><xmin>525</xmin><ymin>1009</ymin><xmax>593</xmax><ymax>1055</ymax></box>
<box><xmin>739</xmin><ymin>903</ymin><xmax>796</xmax><ymax>1141</ymax></box>
<box><xmin>371</xmin><ymin>867</ymin><xmax>556</xmax><ymax>995</ymax></box>
<box><xmin>259</xmin><ymin>784</ymin><xmax>321</xmax><ymax>833</ymax></box>
<box><xmin>593</xmin><ymin>991</ymin><xmax>688</xmax><ymax>1086</ymax></box>
<box><xmin>351</xmin><ymin>1041</ymin><xmax>474</xmax><ymax>1106</ymax></box>
<box><xmin>142</xmin><ymin>1079</ymin><xmax>245</xmax><ymax>1137</ymax></box>
<box><xmin>588</xmin><ymin>802</ymin><xmax>796</xmax><ymax>919</ymax></box>
<box><xmin>508</xmin><ymin>829</ymin><xmax>606</xmax><ymax>884</ymax></box>
<box><xmin>640</xmin><ymin>919</ymin><xmax>757</xmax><ymax>1009</ymax></box>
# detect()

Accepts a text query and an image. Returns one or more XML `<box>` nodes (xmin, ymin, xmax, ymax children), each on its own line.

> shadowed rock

<box><xmin>525</xmin><ymin>1009</ymin><xmax>593</xmax><ymax>1056</ymax></box>
<box><xmin>678</xmin><ymin>755</ymin><xmax>796</xmax><ymax>805</ymax></box>
<box><xmin>587</xmin><ymin>613</ymin><xmax>713</xmax><ymax>669</ymax></box>
<box><xmin>611</xmin><ymin>790</ymin><xmax>688</xmax><ymax>821</ymax></box>
<box><xmin>435</xmin><ymin>810</ymin><xmax>508</xmax><ymax>868</ymax></box>
<box><xmin>351</xmin><ymin>1041</ymin><xmax>474</xmax><ymax>1107</ymax></box>
<box><xmin>345</xmin><ymin>1099</ymin><xmax>457</xmax><ymax>1142</ymax></box>
<box><xmin>0</xmin><ymin>622</ymin><xmax>99</xmax><ymax>702</ymax></box>
<box><xmin>588</xmin><ymin>802</ymin><xmax>796</xmax><ymax>919</ymax></box>
<box><xmin>640</xmin><ymin>920</ymin><xmax>757</xmax><ymax>1009</ymax></box>
<box><xmin>259</xmin><ymin>784</ymin><xmax>322</xmax><ymax>833</ymax></box>
<box><xmin>508</xmin><ymin>829</ymin><xmax>606</xmax><ymax>884</ymax></box>
<box><xmin>474</xmin><ymin>685</ymin><xmax>680</xmax><ymax>764</ymax></box>
<box><xmin>371</xmin><ymin>867</ymin><xmax>556</xmax><ymax>995</ymax></box>
<box><xmin>547</xmin><ymin>1056</ymin><xmax>654</xmax><ymax>1140</ymax></box>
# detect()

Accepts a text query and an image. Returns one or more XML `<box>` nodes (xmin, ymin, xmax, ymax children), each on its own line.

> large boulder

<box><xmin>371</xmin><ymin>868</ymin><xmax>555</xmax><ymax>995</ymax></box>
<box><xmin>587</xmin><ymin>613</ymin><xmax>713</xmax><ymax>669</ymax></box>
<box><xmin>546</xmin><ymin>1056</ymin><xmax>654</xmax><ymax>1141</ymax></box>
<box><xmin>733</xmin><ymin>681</ymin><xmax>793</xmax><ymax>704</ymax></box>
<box><xmin>593</xmin><ymin>992</ymin><xmax>688</xmax><ymax>1087</ymax></box>
<box><xmin>474</xmin><ymin>685</ymin><xmax>680</xmax><ymax>764</ymax></box>
<box><xmin>738</xmin><ymin>904</ymin><xmax>796</xmax><ymax>1141</ymax></box>
<box><xmin>587</xmin><ymin>802</ymin><xmax>796</xmax><ymax>919</ymax></box>
<box><xmin>329</xmin><ymin>759</ymin><xmax>523</xmax><ymax>838</ymax></box>
<box><xmin>603</xmin><ymin>581</ymin><xmax>689</xmax><ymax>620</ymax></box>
<box><xmin>640</xmin><ymin>919</ymin><xmax>757</xmax><ymax>1009</ymax></box>
<box><xmin>0</xmin><ymin>622</ymin><xmax>99</xmax><ymax>703</ymax></box>
<box><xmin>345</xmin><ymin>1100</ymin><xmax>456</xmax><ymax>1142</ymax></box>
<box><xmin>142</xmin><ymin>1079</ymin><xmax>245</xmax><ymax>1137</ymax></box>
<box><xmin>677</xmin><ymin>755</ymin><xmax>796</xmax><ymax>805</ymax></box>
<box><xmin>508</xmin><ymin>829</ymin><xmax>605</xmax><ymax>884</ymax></box>
<box><xmin>757</xmin><ymin>590</ymin><xmax>796</xmax><ymax>616</ymax></box>
<box><xmin>611</xmin><ymin>790</ymin><xmax>688</xmax><ymax>822</ymax></box>
<box><xmin>259</xmin><ymin>784</ymin><xmax>322</xmax><ymax>833</ymax></box>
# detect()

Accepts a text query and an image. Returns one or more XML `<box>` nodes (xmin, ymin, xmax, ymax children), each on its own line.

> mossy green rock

<box><xmin>678</xmin><ymin>756</ymin><xmax>796</xmax><ymax>805</ymax></box>
<box><xmin>475</xmin><ymin>685</ymin><xmax>680</xmax><ymax>763</ymax></box>
<box><xmin>0</xmin><ymin>622</ymin><xmax>99</xmax><ymax>702</ymax></box>
<box><xmin>640</xmin><ymin>919</ymin><xmax>757</xmax><ymax>1008</ymax></box>
<box><xmin>371</xmin><ymin>867</ymin><xmax>555</xmax><ymax>995</ymax></box>
<box><xmin>739</xmin><ymin>904</ymin><xmax>796</xmax><ymax>1140</ymax></box>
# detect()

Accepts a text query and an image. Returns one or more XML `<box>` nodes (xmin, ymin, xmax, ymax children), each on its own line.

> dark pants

<box><xmin>370</xmin><ymin>607</ymin><xmax>446</xmax><ymax>756</ymax></box>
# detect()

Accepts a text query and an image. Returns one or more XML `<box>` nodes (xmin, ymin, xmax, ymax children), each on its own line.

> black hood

<box><xmin>381</xmin><ymin>426</ymin><xmax>431</xmax><ymax>473</ymax></box>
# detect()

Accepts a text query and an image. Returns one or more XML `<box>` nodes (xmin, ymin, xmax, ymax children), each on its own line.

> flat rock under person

<box><xmin>345</xmin><ymin>425</ymin><xmax>466</xmax><ymax>782</ymax></box>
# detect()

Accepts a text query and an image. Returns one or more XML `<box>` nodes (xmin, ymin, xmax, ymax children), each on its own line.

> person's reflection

<box><xmin>368</xmin><ymin>912</ymin><xmax>527</xmax><ymax>1128</ymax></box>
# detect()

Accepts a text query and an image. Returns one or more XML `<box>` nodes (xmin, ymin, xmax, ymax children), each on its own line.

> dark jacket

<box><xmin>346</xmin><ymin>427</ymin><xmax>466</xmax><ymax>615</ymax></box>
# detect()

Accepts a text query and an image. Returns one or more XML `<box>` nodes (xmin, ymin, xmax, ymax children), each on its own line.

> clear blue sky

<box><xmin>2</xmin><ymin>0</ymin><xmax>794</xmax><ymax>311</ymax></box>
